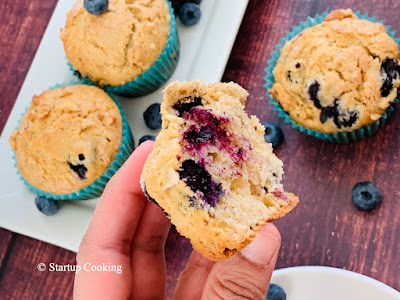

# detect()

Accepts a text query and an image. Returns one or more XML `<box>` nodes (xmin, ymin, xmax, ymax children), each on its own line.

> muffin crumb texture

<box><xmin>142</xmin><ymin>80</ymin><xmax>298</xmax><ymax>260</ymax></box>
<box><xmin>9</xmin><ymin>85</ymin><xmax>122</xmax><ymax>194</ymax></box>
<box><xmin>60</xmin><ymin>0</ymin><xmax>170</xmax><ymax>86</ymax></box>
<box><xmin>270</xmin><ymin>9</ymin><xmax>400</xmax><ymax>133</ymax></box>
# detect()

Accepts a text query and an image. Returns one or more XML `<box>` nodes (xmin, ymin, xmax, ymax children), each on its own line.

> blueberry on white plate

<box><xmin>179</xmin><ymin>3</ymin><xmax>201</xmax><ymax>26</ymax></box>
<box><xmin>143</xmin><ymin>103</ymin><xmax>162</xmax><ymax>130</ymax></box>
<box><xmin>35</xmin><ymin>196</ymin><xmax>59</xmax><ymax>216</ymax></box>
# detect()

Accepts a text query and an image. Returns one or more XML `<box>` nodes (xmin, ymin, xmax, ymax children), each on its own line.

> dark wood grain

<box><xmin>0</xmin><ymin>234</ymin><xmax>76</xmax><ymax>300</ymax></box>
<box><xmin>0</xmin><ymin>0</ymin><xmax>58</xmax><ymax>132</ymax></box>
<box><xmin>0</xmin><ymin>229</ymin><xmax>14</xmax><ymax>271</ymax></box>
<box><xmin>0</xmin><ymin>0</ymin><xmax>399</xmax><ymax>299</ymax></box>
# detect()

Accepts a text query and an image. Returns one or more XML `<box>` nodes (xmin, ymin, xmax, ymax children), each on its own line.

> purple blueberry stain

<box><xmin>184</xmin><ymin>124</ymin><xmax>230</xmax><ymax>152</ymax></box>
<box><xmin>184</xmin><ymin>125</ymin><xmax>214</xmax><ymax>149</ymax></box>
<box><xmin>272</xmin><ymin>188</ymin><xmax>288</xmax><ymax>201</ymax></box>
<box><xmin>181</xmin><ymin>107</ymin><xmax>248</xmax><ymax>163</ymax></box>
<box><xmin>178</xmin><ymin>159</ymin><xmax>224</xmax><ymax>207</ymax></box>
<box><xmin>182</xmin><ymin>107</ymin><xmax>229</xmax><ymax>126</ymax></box>
<box><xmin>182</xmin><ymin>107</ymin><xmax>230</xmax><ymax>152</ymax></box>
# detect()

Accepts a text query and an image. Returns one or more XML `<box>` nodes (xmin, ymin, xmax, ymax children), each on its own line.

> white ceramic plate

<box><xmin>271</xmin><ymin>266</ymin><xmax>400</xmax><ymax>299</ymax></box>
<box><xmin>0</xmin><ymin>0</ymin><xmax>249</xmax><ymax>252</ymax></box>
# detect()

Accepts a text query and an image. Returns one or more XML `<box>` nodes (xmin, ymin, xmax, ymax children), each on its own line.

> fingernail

<box><xmin>241</xmin><ymin>223</ymin><xmax>280</xmax><ymax>264</ymax></box>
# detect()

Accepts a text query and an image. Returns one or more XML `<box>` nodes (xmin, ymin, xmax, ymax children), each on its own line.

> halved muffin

<box><xmin>142</xmin><ymin>80</ymin><xmax>298</xmax><ymax>260</ymax></box>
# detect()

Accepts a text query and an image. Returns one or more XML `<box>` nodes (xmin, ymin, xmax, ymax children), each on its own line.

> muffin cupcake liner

<box><xmin>69</xmin><ymin>0</ymin><xmax>180</xmax><ymax>98</ymax></box>
<box><xmin>12</xmin><ymin>80</ymin><xmax>135</xmax><ymax>200</ymax></box>
<box><xmin>264</xmin><ymin>11</ymin><xmax>400</xmax><ymax>143</ymax></box>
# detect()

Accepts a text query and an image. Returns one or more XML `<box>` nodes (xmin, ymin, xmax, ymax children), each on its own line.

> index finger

<box><xmin>81</xmin><ymin>141</ymin><xmax>154</xmax><ymax>255</ymax></box>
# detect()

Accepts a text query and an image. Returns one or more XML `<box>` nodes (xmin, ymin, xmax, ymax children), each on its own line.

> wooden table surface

<box><xmin>1</xmin><ymin>0</ymin><xmax>399</xmax><ymax>299</ymax></box>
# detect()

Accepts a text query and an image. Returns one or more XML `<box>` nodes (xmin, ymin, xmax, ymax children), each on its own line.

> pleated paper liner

<box><xmin>12</xmin><ymin>81</ymin><xmax>134</xmax><ymax>200</ymax></box>
<box><xmin>69</xmin><ymin>0</ymin><xmax>180</xmax><ymax>98</ymax></box>
<box><xmin>264</xmin><ymin>11</ymin><xmax>399</xmax><ymax>143</ymax></box>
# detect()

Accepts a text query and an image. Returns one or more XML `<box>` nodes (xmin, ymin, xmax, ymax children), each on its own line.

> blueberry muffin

<box><xmin>9</xmin><ymin>85</ymin><xmax>123</xmax><ymax>195</ymax></box>
<box><xmin>141</xmin><ymin>81</ymin><xmax>298</xmax><ymax>260</ymax></box>
<box><xmin>270</xmin><ymin>9</ymin><xmax>400</xmax><ymax>133</ymax></box>
<box><xmin>60</xmin><ymin>0</ymin><xmax>174</xmax><ymax>90</ymax></box>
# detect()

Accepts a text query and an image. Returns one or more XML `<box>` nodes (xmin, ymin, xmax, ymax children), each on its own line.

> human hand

<box><xmin>73</xmin><ymin>141</ymin><xmax>281</xmax><ymax>299</ymax></box>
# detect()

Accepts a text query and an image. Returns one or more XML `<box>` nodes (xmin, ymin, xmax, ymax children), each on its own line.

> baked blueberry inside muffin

<box><xmin>141</xmin><ymin>80</ymin><xmax>298</xmax><ymax>260</ymax></box>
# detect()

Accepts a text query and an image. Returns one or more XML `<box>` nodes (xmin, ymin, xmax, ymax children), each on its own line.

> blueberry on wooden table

<box><xmin>264</xmin><ymin>123</ymin><xmax>284</xmax><ymax>147</ymax></box>
<box><xmin>143</xmin><ymin>103</ymin><xmax>162</xmax><ymax>130</ymax></box>
<box><xmin>266</xmin><ymin>283</ymin><xmax>286</xmax><ymax>300</ymax></box>
<box><xmin>179</xmin><ymin>3</ymin><xmax>201</xmax><ymax>26</ymax></box>
<box><xmin>352</xmin><ymin>182</ymin><xmax>382</xmax><ymax>211</ymax></box>
<box><xmin>35</xmin><ymin>196</ymin><xmax>59</xmax><ymax>216</ymax></box>
<box><xmin>84</xmin><ymin>0</ymin><xmax>108</xmax><ymax>15</ymax></box>
<box><xmin>139</xmin><ymin>135</ymin><xmax>156</xmax><ymax>145</ymax></box>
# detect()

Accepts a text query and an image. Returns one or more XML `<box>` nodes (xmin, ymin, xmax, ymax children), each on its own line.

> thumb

<box><xmin>201</xmin><ymin>223</ymin><xmax>281</xmax><ymax>300</ymax></box>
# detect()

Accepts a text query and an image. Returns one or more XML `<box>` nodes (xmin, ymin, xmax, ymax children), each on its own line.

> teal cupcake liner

<box><xmin>12</xmin><ymin>81</ymin><xmax>134</xmax><ymax>200</ymax></box>
<box><xmin>69</xmin><ymin>0</ymin><xmax>180</xmax><ymax>98</ymax></box>
<box><xmin>264</xmin><ymin>11</ymin><xmax>400</xmax><ymax>143</ymax></box>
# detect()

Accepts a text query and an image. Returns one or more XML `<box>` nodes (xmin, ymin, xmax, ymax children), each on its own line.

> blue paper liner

<box><xmin>69</xmin><ymin>0</ymin><xmax>179</xmax><ymax>98</ymax></box>
<box><xmin>264</xmin><ymin>11</ymin><xmax>400</xmax><ymax>143</ymax></box>
<box><xmin>12</xmin><ymin>81</ymin><xmax>134</xmax><ymax>200</ymax></box>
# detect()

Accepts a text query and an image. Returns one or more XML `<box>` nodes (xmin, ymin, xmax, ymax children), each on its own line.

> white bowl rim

<box><xmin>272</xmin><ymin>266</ymin><xmax>400</xmax><ymax>297</ymax></box>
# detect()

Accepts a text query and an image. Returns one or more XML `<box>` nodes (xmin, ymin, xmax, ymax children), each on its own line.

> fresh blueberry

<box><xmin>179</xmin><ymin>3</ymin><xmax>201</xmax><ymax>26</ymax></box>
<box><xmin>143</xmin><ymin>103</ymin><xmax>162</xmax><ymax>130</ymax></box>
<box><xmin>264</xmin><ymin>123</ymin><xmax>284</xmax><ymax>147</ymax></box>
<box><xmin>188</xmin><ymin>0</ymin><xmax>202</xmax><ymax>4</ymax></box>
<box><xmin>266</xmin><ymin>283</ymin><xmax>286</xmax><ymax>300</ymax></box>
<box><xmin>84</xmin><ymin>0</ymin><xmax>108</xmax><ymax>15</ymax></box>
<box><xmin>352</xmin><ymin>182</ymin><xmax>382</xmax><ymax>211</ymax></box>
<box><xmin>139</xmin><ymin>135</ymin><xmax>156</xmax><ymax>145</ymax></box>
<box><xmin>35</xmin><ymin>196</ymin><xmax>59</xmax><ymax>216</ymax></box>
